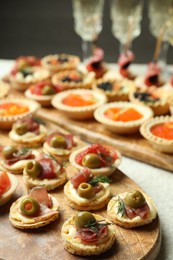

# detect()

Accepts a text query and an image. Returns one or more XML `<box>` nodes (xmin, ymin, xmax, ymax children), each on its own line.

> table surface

<box><xmin>0</xmin><ymin>60</ymin><xmax>173</xmax><ymax>260</ymax></box>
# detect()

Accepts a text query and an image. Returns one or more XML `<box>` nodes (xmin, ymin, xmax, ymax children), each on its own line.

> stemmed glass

<box><xmin>72</xmin><ymin>0</ymin><xmax>105</xmax><ymax>62</ymax></box>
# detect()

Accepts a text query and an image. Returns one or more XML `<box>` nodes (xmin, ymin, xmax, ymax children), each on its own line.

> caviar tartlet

<box><xmin>0</xmin><ymin>170</ymin><xmax>18</xmax><ymax>206</ymax></box>
<box><xmin>1</xmin><ymin>145</ymin><xmax>38</xmax><ymax>174</ymax></box>
<box><xmin>140</xmin><ymin>116</ymin><xmax>173</xmax><ymax>153</ymax></box>
<box><xmin>9</xmin><ymin>186</ymin><xmax>59</xmax><ymax>229</ymax></box>
<box><xmin>43</xmin><ymin>131</ymin><xmax>83</xmax><ymax>161</ymax></box>
<box><xmin>61</xmin><ymin>211</ymin><xmax>115</xmax><ymax>256</ymax></box>
<box><xmin>0</xmin><ymin>98</ymin><xmax>40</xmax><ymax>129</ymax></box>
<box><xmin>0</xmin><ymin>80</ymin><xmax>10</xmax><ymax>99</ymax></box>
<box><xmin>64</xmin><ymin>168</ymin><xmax>111</xmax><ymax>210</ymax></box>
<box><xmin>51</xmin><ymin>70</ymin><xmax>94</xmax><ymax>90</ymax></box>
<box><xmin>9</xmin><ymin>116</ymin><xmax>47</xmax><ymax>147</ymax></box>
<box><xmin>41</xmin><ymin>54</ymin><xmax>80</xmax><ymax>75</ymax></box>
<box><xmin>94</xmin><ymin>102</ymin><xmax>153</xmax><ymax>134</ymax></box>
<box><xmin>107</xmin><ymin>190</ymin><xmax>157</xmax><ymax>228</ymax></box>
<box><xmin>69</xmin><ymin>144</ymin><xmax>121</xmax><ymax>176</ymax></box>
<box><xmin>51</xmin><ymin>89</ymin><xmax>107</xmax><ymax>119</ymax></box>
<box><xmin>23</xmin><ymin>153</ymin><xmax>66</xmax><ymax>191</ymax></box>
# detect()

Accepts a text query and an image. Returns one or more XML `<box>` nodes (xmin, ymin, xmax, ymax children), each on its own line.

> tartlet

<box><xmin>61</xmin><ymin>212</ymin><xmax>116</xmax><ymax>256</ymax></box>
<box><xmin>107</xmin><ymin>190</ymin><xmax>157</xmax><ymax>228</ymax></box>
<box><xmin>0</xmin><ymin>80</ymin><xmax>10</xmax><ymax>99</ymax></box>
<box><xmin>43</xmin><ymin>131</ymin><xmax>83</xmax><ymax>161</ymax></box>
<box><xmin>64</xmin><ymin>168</ymin><xmax>111</xmax><ymax>210</ymax></box>
<box><xmin>9</xmin><ymin>116</ymin><xmax>47</xmax><ymax>147</ymax></box>
<box><xmin>9</xmin><ymin>186</ymin><xmax>59</xmax><ymax>229</ymax></box>
<box><xmin>0</xmin><ymin>171</ymin><xmax>18</xmax><ymax>206</ymax></box>
<box><xmin>0</xmin><ymin>98</ymin><xmax>40</xmax><ymax>129</ymax></box>
<box><xmin>41</xmin><ymin>54</ymin><xmax>80</xmax><ymax>75</ymax></box>
<box><xmin>69</xmin><ymin>144</ymin><xmax>121</xmax><ymax>176</ymax></box>
<box><xmin>94</xmin><ymin>101</ymin><xmax>153</xmax><ymax>134</ymax></box>
<box><xmin>140</xmin><ymin>116</ymin><xmax>173</xmax><ymax>153</ymax></box>
<box><xmin>51</xmin><ymin>70</ymin><xmax>94</xmax><ymax>90</ymax></box>
<box><xmin>23</xmin><ymin>153</ymin><xmax>67</xmax><ymax>191</ymax></box>
<box><xmin>51</xmin><ymin>89</ymin><xmax>107</xmax><ymax>119</ymax></box>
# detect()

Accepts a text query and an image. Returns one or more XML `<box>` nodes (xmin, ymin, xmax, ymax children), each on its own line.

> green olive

<box><xmin>50</xmin><ymin>136</ymin><xmax>67</xmax><ymax>149</ymax></box>
<box><xmin>20</xmin><ymin>197</ymin><xmax>40</xmax><ymax>216</ymax></box>
<box><xmin>82</xmin><ymin>153</ymin><xmax>102</xmax><ymax>169</ymax></box>
<box><xmin>124</xmin><ymin>190</ymin><xmax>146</xmax><ymax>208</ymax></box>
<box><xmin>13</xmin><ymin>121</ymin><xmax>28</xmax><ymax>135</ymax></box>
<box><xmin>2</xmin><ymin>146</ymin><xmax>18</xmax><ymax>159</ymax></box>
<box><xmin>77</xmin><ymin>182</ymin><xmax>95</xmax><ymax>199</ymax></box>
<box><xmin>25</xmin><ymin>160</ymin><xmax>42</xmax><ymax>178</ymax></box>
<box><xmin>75</xmin><ymin>211</ymin><xmax>96</xmax><ymax>228</ymax></box>
<box><xmin>41</xmin><ymin>85</ymin><xmax>56</xmax><ymax>95</ymax></box>
<box><xmin>17</xmin><ymin>60</ymin><xmax>29</xmax><ymax>70</ymax></box>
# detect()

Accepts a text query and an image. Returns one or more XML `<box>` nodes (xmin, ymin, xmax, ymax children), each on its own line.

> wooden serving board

<box><xmin>0</xmin><ymin>120</ymin><xmax>161</xmax><ymax>260</ymax></box>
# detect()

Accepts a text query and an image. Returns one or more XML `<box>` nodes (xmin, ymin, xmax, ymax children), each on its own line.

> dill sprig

<box><xmin>89</xmin><ymin>176</ymin><xmax>111</xmax><ymax>186</ymax></box>
<box><xmin>117</xmin><ymin>196</ymin><xmax>126</xmax><ymax>217</ymax></box>
<box><xmin>84</xmin><ymin>220</ymin><xmax>112</xmax><ymax>234</ymax></box>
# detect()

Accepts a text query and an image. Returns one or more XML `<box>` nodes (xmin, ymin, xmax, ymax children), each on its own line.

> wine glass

<box><xmin>72</xmin><ymin>0</ymin><xmax>105</xmax><ymax>62</ymax></box>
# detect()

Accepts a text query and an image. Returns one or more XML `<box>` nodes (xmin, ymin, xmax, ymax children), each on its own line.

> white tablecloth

<box><xmin>0</xmin><ymin>60</ymin><xmax>173</xmax><ymax>260</ymax></box>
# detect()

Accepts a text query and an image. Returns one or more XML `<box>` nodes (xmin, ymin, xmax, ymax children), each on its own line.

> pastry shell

<box><xmin>51</xmin><ymin>89</ymin><xmax>107</xmax><ymax>119</ymax></box>
<box><xmin>25</xmin><ymin>88</ymin><xmax>55</xmax><ymax>107</ymax></box>
<box><xmin>94</xmin><ymin>101</ymin><xmax>153</xmax><ymax>134</ymax></box>
<box><xmin>64</xmin><ymin>181</ymin><xmax>111</xmax><ymax>210</ymax></box>
<box><xmin>107</xmin><ymin>191</ymin><xmax>157</xmax><ymax>228</ymax></box>
<box><xmin>0</xmin><ymin>172</ymin><xmax>18</xmax><ymax>206</ymax></box>
<box><xmin>69</xmin><ymin>145</ymin><xmax>121</xmax><ymax>176</ymax></box>
<box><xmin>0</xmin><ymin>80</ymin><xmax>10</xmax><ymax>99</ymax></box>
<box><xmin>0</xmin><ymin>98</ymin><xmax>40</xmax><ymax>129</ymax></box>
<box><xmin>9</xmin><ymin>194</ymin><xmax>59</xmax><ymax>229</ymax></box>
<box><xmin>140</xmin><ymin>116</ymin><xmax>173</xmax><ymax>153</ymax></box>
<box><xmin>61</xmin><ymin>213</ymin><xmax>116</xmax><ymax>256</ymax></box>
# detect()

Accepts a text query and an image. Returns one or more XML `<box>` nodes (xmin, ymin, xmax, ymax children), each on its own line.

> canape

<box><xmin>0</xmin><ymin>80</ymin><xmax>10</xmax><ymax>99</ymax></box>
<box><xmin>140</xmin><ymin>116</ymin><xmax>173</xmax><ymax>153</ymax></box>
<box><xmin>64</xmin><ymin>168</ymin><xmax>111</xmax><ymax>210</ymax></box>
<box><xmin>61</xmin><ymin>211</ymin><xmax>115</xmax><ymax>256</ymax></box>
<box><xmin>94</xmin><ymin>101</ymin><xmax>153</xmax><ymax>134</ymax></box>
<box><xmin>9</xmin><ymin>186</ymin><xmax>59</xmax><ymax>229</ymax></box>
<box><xmin>107</xmin><ymin>190</ymin><xmax>157</xmax><ymax>228</ymax></box>
<box><xmin>51</xmin><ymin>89</ymin><xmax>107</xmax><ymax>119</ymax></box>
<box><xmin>69</xmin><ymin>144</ymin><xmax>121</xmax><ymax>176</ymax></box>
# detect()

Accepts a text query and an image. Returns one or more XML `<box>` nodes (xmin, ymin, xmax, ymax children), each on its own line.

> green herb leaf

<box><xmin>84</xmin><ymin>220</ymin><xmax>112</xmax><ymax>234</ymax></box>
<box><xmin>117</xmin><ymin>196</ymin><xmax>126</xmax><ymax>217</ymax></box>
<box><xmin>89</xmin><ymin>176</ymin><xmax>111</xmax><ymax>186</ymax></box>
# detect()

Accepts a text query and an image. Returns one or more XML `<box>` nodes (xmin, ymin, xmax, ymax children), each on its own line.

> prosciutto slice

<box><xmin>144</xmin><ymin>62</ymin><xmax>161</xmax><ymax>87</ymax></box>
<box><xmin>125</xmin><ymin>203</ymin><xmax>150</xmax><ymax>219</ymax></box>
<box><xmin>29</xmin><ymin>186</ymin><xmax>52</xmax><ymax>208</ymax></box>
<box><xmin>5</xmin><ymin>149</ymin><xmax>35</xmax><ymax>165</ymax></box>
<box><xmin>118</xmin><ymin>50</ymin><xmax>135</xmax><ymax>69</ymax></box>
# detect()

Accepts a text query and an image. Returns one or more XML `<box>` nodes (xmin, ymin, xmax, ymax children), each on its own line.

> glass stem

<box><xmin>82</xmin><ymin>40</ymin><xmax>94</xmax><ymax>63</ymax></box>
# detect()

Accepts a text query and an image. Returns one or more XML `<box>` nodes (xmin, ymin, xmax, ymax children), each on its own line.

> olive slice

<box><xmin>50</xmin><ymin>136</ymin><xmax>67</xmax><ymax>149</ymax></box>
<box><xmin>124</xmin><ymin>190</ymin><xmax>146</xmax><ymax>208</ymax></box>
<box><xmin>2</xmin><ymin>146</ymin><xmax>18</xmax><ymax>160</ymax></box>
<box><xmin>20</xmin><ymin>197</ymin><xmax>40</xmax><ymax>216</ymax></box>
<box><xmin>41</xmin><ymin>85</ymin><xmax>56</xmax><ymax>95</ymax></box>
<box><xmin>25</xmin><ymin>160</ymin><xmax>42</xmax><ymax>178</ymax></box>
<box><xmin>82</xmin><ymin>153</ymin><xmax>102</xmax><ymax>169</ymax></box>
<box><xmin>13</xmin><ymin>121</ymin><xmax>28</xmax><ymax>135</ymax></box>
<box><xmin>77</xmin><ymin>182</ymin><xmax>94</xmax><ymax>199</ymax></box>
<box><xmin>75</xmin><ymin>211</ymin><xmax>96</xmax><ymax>228</ymax></box>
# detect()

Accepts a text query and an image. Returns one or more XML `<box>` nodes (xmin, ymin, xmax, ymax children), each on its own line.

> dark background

<box><xmin>0</xmin><ymin>0</ymin><xmax>173</xmax><ymax>64</ymax></box>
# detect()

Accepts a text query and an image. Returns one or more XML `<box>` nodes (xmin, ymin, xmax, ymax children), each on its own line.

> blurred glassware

<box><xmin>110</xmin><ymin>0</ymin><xmax>144</xmax><ymax>55</ymax></box>
<box><xmin>148</xmin><ymin>0</ymin><xmax>173</xmax><ymax>69</ymax></box>
<box><xmin>72</xmin><ymin>0</ymin><xmax>105</xmax><ymax>62</ymax></box>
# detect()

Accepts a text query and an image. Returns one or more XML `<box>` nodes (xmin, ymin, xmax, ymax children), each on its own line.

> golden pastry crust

<box><xmin>0</xmin><ymin>80</ymin><xmax>10</xmax><ymax>99</ymax></box>
<box><xmin>61</xmin><ymin>214</ymin><xmax>116</xmax><ymax>256</ymax></box>
<box><xmin>0</xmin><ymin>172</ymin><xmax>18</xmax><ymax>206</ymax></box>
<box><xmin>9</xmin><ymin>124</ymin><xmax>47</xmax><ymax>147</ymax></box>
<box><xmin>94</xmin><ymin>101</ymin><xmax>153</xmax><ymax>134</ymax></box>
<box><xmin>1</xmin><ymin>150</ymin><xmax>39</xmax><ymax>174</ymax></box>
<box><xmin>107</xmin><ymin>192</ymin><xmax>157</xmax><ymax>228</ymax></box>
<box><xmin>51</xmin><ymin>70</ymin><xmax>95</xmax><ymax>90</ymax></box>
<box><xmin>41</xmin><ymin>54</ymin><xmax>80</xmax><ymax>75</ymax></box>
<box><xmin>23</xmin><ymin>163</ymin><xmax>67</xmax><ymax>191</ymax></box>
<box><xmin>140</xmin><ymin>116</ymin><xmax>173</xmax><ymax>153</ymax></box>
<box><xmin>25</xmin><ymin>88</ymin><xmax>54</xmax><ymax>107</ymax></box>
<box><xmin>69</xmin><ymin>145</ymin><xmax>121</xmax><ymax>176</ymax></box>
<box><xmin>0</xmin><ymin>98</ymin><xmax>40</xmax><ymax>130</ymax></box>
<box><xmin>51</xmin><ymin>89</ymin><xmax>107</xmax><ymax>119</ymax></box>
<box><xmin>9</xmin><ymin>195</ymin><xmax>59</xmax><ymax>229</ymax></box>
<box><xmin>10</xmin><ymin>67</ymin><xmax>50</xmax><ymax>91</ymax></box>
<box><xmin>64</xmin><ymin>181</ymin><xmax>110</xmax><ymax>210</ymax></box>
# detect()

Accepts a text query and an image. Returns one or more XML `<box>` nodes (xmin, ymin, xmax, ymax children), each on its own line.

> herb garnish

<box><xmin>89</xmin><ymin>176</ymin><xmax>111</xmax><ymax>186</ymax></box>
<box><xmin>117</xmin><ymin>196</ymin><xmax>126</xmax><ymax>217</ymax></box>
<box><xmin>84</xmin><ymin>220</ymin><xmax>112</xmax><ymax>234</ymax></box>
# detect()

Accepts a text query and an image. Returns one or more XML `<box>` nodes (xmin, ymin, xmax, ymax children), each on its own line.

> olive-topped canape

<box><xmin>64</xmin><ymin>168</ymin><xmax>111</xmax><ymax>210</ymax></box>
<box><xmin>61</xmin><ymin>211</ymin><xmax>116</xmax><ymax>256</ymax></box>
<box><xmin>107</xmin><ymin>190</ymin><xmax>157</xmax><ymax>228</ymax></box>
<box><xmin>9</xmin><ymin>186</ymin><xmax>59</xmax><ymax>229</ymax></box>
